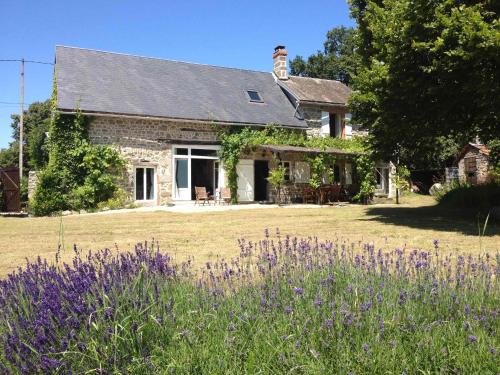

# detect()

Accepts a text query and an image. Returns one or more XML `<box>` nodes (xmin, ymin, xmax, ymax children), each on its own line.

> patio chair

<box><xmin>194</xmin><ymin>186</ymin><xmax>213</xmax><ymax>206</ymax></box>
<box><xmin>302</xmin><ymin>186</ymin><xmax>317</xmax><ymax>204</ymax></box>
<box><xmin>220</xmin><ymin>187</ymin><xmax>232</xmax><ymax>205</ymax></box>
<box><xmin>329</xmin><ymin>184</ymin><xmax>341</xmax><ymax>203</ymax></box>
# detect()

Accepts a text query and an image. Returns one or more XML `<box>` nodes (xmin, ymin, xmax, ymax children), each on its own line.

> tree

<box><xmin>0</xmin><ymin>100</ymin><xmax>51</xmax><ymax>171</ymax></box>
<box><xmin>348</xmin><ymin>0</ymin><xmax>500</xmax><ymax>169</ymax></box>
<box><xmin>267</xmin><ymin>166</ymin><xmax>287</xmax><ymax>205</ymax></box>
<box><xmin>289</xmin><ymin>26</ymin><xmax>358</xmax><ymax>85</ymax></box>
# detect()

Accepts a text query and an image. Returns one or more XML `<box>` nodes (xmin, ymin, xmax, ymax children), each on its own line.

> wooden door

<box><xmin>0</xmin><ymin>168</ymin><xmax>21</xmax><ymax>212</ymax></box>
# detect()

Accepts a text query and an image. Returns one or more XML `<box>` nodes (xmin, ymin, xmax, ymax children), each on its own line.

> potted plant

<box><xmin>267</xmin><ymin>166</ymin><xmax>287</xmax><ymax>205</ymax></box>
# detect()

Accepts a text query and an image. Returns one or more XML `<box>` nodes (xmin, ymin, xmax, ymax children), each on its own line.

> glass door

<box><xmin>172</xmin><ymin>145</ymin><xmax>221</xmax><ymax>201</ymax></box>
<box><xmin>135</xmin><ymin>167</ymin><xmax>156</xmax><ymax>201</ymax></box>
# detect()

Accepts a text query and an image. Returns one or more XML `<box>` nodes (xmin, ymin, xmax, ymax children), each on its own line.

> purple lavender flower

<box><xmin>284</xmin><ymin>306</ymin><xmax>293</xmax><ymax>314</ymax></box>
<box><xmin>325</xmin><ymin>319</ymin><xmax>333</xmax><ymax>329</ymax></box>
<box><xmin>314</xmin><ymin>296</ymin><xmax>323</xmax><ymax>308</ymax></box>
<box><xmin>293</xmin><ymin>287</ymin><xmax>303</xmax><ymax>295</ymax></box>
<box><xmin>468</xmin><ymin>335</ymin><xmax>477</xmax><ymax>344</ymax></box>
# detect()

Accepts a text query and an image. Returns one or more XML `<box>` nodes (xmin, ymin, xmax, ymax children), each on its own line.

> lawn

<box><xmin>0</xmin><ymin>194</ymin><xmax>498</xmax><ymax>277</ymax></box>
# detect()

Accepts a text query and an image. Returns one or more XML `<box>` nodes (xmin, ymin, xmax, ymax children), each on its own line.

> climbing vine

<box><xmin>217</xmin><ymin>124</ymin><xmax>371</xmax><ymax>203</ymax></box>
<box><xmin>31</xmin><ymin>75</ymin><xmax>126</xmax><ymax>215</ymax></box>
<box><xmin>352</xmin><ymin>153</ymin><xmax>376</xmax><ymax>204</ymax></box>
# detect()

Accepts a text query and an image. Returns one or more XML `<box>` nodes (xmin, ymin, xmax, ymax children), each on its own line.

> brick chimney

<box><xmin>273</xmin><ymin>45</ymin><xmax>288</xmax><ymax>80</ymax></box>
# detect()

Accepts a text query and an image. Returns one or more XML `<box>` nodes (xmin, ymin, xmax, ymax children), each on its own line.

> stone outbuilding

<box><xmin>454</xmin><ymin>143</ymin><xmax>491</xmax><ymax>185</ymax></box>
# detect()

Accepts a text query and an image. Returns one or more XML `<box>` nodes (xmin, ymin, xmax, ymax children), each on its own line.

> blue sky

<box><xmin>0</xmin><ymin>0</ymin><xmax>354</xmax><ymax>149</ymax></box>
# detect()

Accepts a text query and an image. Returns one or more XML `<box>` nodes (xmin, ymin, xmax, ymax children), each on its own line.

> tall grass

<box><xmin>0</xmin><ymin>232</ymin><xmax>498</xmax><ymax>374</ymax></box>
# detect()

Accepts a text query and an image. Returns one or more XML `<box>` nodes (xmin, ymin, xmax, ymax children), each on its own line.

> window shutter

<box><xmin>321</xmin><ymin>111</ymin><xmax>330</xmax><ymax>136</ymax></box>
<box><xmin>294</xmin><ymin>162</ymin><xmax>310</xmax><ymax>183</ymax></box>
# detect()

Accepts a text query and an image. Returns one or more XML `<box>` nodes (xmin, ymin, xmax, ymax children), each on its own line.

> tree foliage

<box><xmin>349</xmin><ymin>0</ymin><xmax>500</xmax><ymax>169</ymax></box>
<box><xmin>0</xmin><ymin>100</ymin><xmax>51</xmax><ymax>171</ymax></box>
<box><xmin>289</xmin><ymin>26</ymin><xmax>358</xmax><ymax>85</ymax></box>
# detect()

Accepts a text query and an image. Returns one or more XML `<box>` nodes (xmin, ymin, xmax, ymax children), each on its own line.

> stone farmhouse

<box><xmin>53</xmin><ymin>45</ymin><xmax>393</xmax><ymax>205</ymax></box>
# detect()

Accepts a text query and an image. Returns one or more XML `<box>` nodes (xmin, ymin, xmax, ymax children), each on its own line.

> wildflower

<box><xmin>398</xmin><ymin>290</ymin><xmax>407</xmax><ymax>306</ymax></box>
<box><xmin>314</xmin><ymin>296</ymin><xmax>323</xmax><ymax>308</ymax></box>
<box><xmin>468</xmin><ymin>335</ymin><xmax>477</xmax><ymax>344</ymax></box>
<box><xmin>325</xmin><ymin>319</ymin><xmax>333</xmax><ymax>329</ymax></box>
<box><xmin>463</xmin><ymin>321</ymin><xmax>471</xmax><ymax>331</ymax></box>
<box><xmin>284</xmin><ymin>306</ymin><xmax>293</xmax><ymax>314</ymax></box>
<box><xmin>362</xmin><ymin>343</ymin><xmax>369</xmax><ymax>352</ymax></box>
<box><xmin>293</xmin><ymin>287</ymin><xmax>303</xmax><ymax>295</ymax></box>
<box><xmin>465</xmin><ymin>304</ymin><xmax>471</xmax><ymax>315</ymax></box>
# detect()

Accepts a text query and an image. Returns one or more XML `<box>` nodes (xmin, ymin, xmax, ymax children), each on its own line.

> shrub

<box><xmin>436</xmin><ymin>182</ymin><xmax>500</xmax><ymax>213</ymax></box>
<box><xmin>29</xmin><ymin>167</ymin><xmax>67</xmax><ymax>215</ymax></box>
<box><xmin>488</xmin><ymin>139</ymin><xmax>500</xmax><ymax>182</ymax></box>
<box><xmin>0</xmin><ymin>232</ymin><xmax>498</xmax><ymax>373</ymax></box>
<box><xmin>97</xmin><ymin>187</ymin><xmax>135</xmax><ymax>210</ymax></box>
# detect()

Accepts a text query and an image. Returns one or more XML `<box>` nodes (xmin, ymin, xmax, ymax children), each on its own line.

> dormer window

<box><xmin>247</xmin><ymin>90</ymin><xmax>263</xmax><ymax>103</ymax></box>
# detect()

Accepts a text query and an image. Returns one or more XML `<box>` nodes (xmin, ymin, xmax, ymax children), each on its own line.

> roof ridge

<box><xmin>55</xmin><ymin>45</ymin><xmax>273</xmax><ymax>75</ymax></box>
<box><xmin>289</xmin><ymin>75</ymin><xmax>344</xmax><ymax>84</ymax></box>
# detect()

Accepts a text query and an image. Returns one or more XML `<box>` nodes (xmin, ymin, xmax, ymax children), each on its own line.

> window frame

<box><xmin>134</xmin><ymin>166</ymin><xmax>157</xmax><ymax>202</ymax></box>
<box><xmin>279</xmin><ymin>161</ymin><xmax>292</xmax><ymax>182</ymax></box>
<box><xmin>246</xmin><ymin>90</ymin><xmax>264</xmax><ymax>103</ymax></box>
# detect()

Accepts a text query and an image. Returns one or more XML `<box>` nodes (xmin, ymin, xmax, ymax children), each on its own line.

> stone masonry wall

<box><xmin>89</xmin><ymin>116</ymin><xmax>218</xmax><ymax>205</ymax></box>
<box><xmin>27</xmin><ymin>171</ymin><xmax>38</xmax><ymax>200</ymax></box>
<box><xmin>300</xmin><ymin>105</ymin><xmax>366</xmax><ymax>138</ymax></box>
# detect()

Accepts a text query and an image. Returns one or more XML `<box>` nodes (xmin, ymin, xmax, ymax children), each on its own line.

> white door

<box><xmin>174</xmin><ymin>158</ymin><xmax>190</xmax><ymax>200</ymax></box>
<box><xmin>236</xmin><ymin>159</ymin><xmax>254</xmax><ymax>201</ymax></box>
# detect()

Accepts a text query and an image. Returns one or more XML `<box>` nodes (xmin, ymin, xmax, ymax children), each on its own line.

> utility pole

<box><xmin>19</xmin><ymin>58</ymin><xmax>24</xmax><ymax>181</ymax></box>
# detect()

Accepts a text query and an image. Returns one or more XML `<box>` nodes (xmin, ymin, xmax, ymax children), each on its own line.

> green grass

<box><xmin>0</xmin><ymin>194</ymin><xmax>498</xmax><ymax>277</ymax></box>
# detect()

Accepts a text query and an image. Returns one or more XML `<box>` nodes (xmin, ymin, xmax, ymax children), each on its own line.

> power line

<box><xmin>0</xmin><ymin>59</ymin><xmax>53</xmax><ymax>65</ymax></box>
<box><xmin>0</xmin><ymin>101</ymin><xmax>40</xmax><ymax>105</ymax></box>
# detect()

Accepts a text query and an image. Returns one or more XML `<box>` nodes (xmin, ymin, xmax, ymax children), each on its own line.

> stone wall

<box><xmin>300</xmin><ymin>104</ymin><xmax>366</xmax><ymax>138</ymax></box>
<box><xmin>89</xmin><ymin>116</ymin><xmax>218</xmax><ymax>205</ymax></box>
<box><xmin>28</xmin><ymin>171</ymin><xmax>38</xmax><ymax>200</ymax></box>
<box><xmin>457</xmin><ymin>149</ymin><xmax>490</xmax><ymax>184</ymax></box>
<box><xmin>301</xmin><ymin>106</ymin><xmax>323</xmax><ymax>137</ymax></box>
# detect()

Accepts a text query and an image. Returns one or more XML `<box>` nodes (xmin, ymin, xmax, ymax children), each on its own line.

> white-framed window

<box><xmin>135</xmin><ymin>166</ymin><xmax>156</xmax><ymax>201</ymax></box>
<box><xmin>279</xmin><ymin>161</ymin><xmax>292</xmax><ymax>182</ymax></box>
<box><xmin>321</xmin><ymin>111</ymin><xmax>330</xmax><ymax>137</ymax></box>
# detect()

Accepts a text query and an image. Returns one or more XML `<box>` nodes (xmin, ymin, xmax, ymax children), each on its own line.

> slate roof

<box><xmin>55</xmin><ymin>46</ymin><xmax>306</xmax><ymax>128</ymax></box>
<box><xmin>280</xmin><ymin>76</ymin><xmax>351</xmax><ymax>105</ymax></box>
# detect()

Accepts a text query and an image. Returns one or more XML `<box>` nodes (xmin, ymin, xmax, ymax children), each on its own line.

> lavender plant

<box><xmin>0</xmin><ymin>232</ymin><xmax>498</xmax><ymax>374</ymax></box>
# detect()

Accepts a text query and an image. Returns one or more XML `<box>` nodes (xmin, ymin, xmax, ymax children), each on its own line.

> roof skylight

<box><xmin>247</xmin><ymin>90</ymin><xmax>263</xmax><ymax>103</ymax></box>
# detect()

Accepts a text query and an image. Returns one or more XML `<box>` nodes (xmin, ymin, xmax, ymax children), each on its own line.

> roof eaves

<box><xmin>56</xmin><ymin>108</ymin><xmax>308</xmax><ymax>129</ymax></box>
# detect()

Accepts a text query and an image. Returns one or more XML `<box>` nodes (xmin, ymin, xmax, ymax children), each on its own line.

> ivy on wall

<box><xmin>217</xmin><ymin>124</ymin><xmax>375</xmax><ymax>203</ymax></box>
<box><xmin>30</xmin><ymin>75</ymin><xmax>126</xmax><ymax>216</ymax></box>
